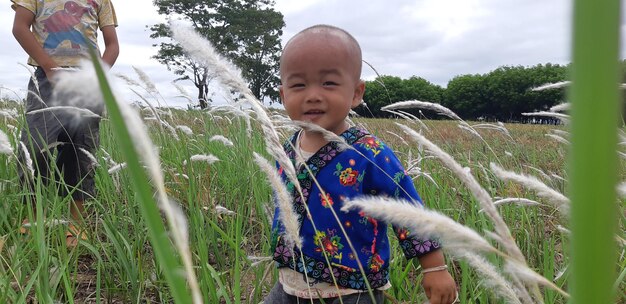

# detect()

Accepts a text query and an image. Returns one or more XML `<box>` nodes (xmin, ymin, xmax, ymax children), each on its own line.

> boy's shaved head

<box><xmin>280</xmin><ymin>24</ymin><xmax>363</xmax><ymax>80</ymax></box>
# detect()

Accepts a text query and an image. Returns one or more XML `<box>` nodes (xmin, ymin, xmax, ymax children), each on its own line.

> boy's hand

<box><xmin>422</xmin><ymin>270</ymin><xmax>457</xmax><ymax>304</ymax></box>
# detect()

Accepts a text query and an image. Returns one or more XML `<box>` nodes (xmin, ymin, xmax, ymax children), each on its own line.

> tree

<box><xmin>359</xmin><ymin>75</ymin><xmax>444</xmax><ymax>117</ymax></box>
<box><xmin>150</xmin><ymin>0</ymin><xmax>285</xmax><ymax>108</ymax></box>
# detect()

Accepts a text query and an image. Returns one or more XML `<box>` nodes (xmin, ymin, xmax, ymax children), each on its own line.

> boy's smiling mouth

<box><xmin>303</xmin><ymin>109</ymin><xmax>325</xmax><ymax>119</ymax></box>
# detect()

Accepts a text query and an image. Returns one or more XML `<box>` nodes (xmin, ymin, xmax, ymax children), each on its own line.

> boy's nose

<box><xmin>305</xmin><ymin>88</ymin><xmax>322</xmax><ymax>103</ymax></box>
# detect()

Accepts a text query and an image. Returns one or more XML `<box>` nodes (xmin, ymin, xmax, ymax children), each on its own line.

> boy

<box><xmin>12</xmin><ymin>0</ymin><xmax>119</xmax><ymax>246</ymax></box>
<box><xmin>265</xmin><ymin>25</ymin><xmax>457</xmax><ymax>304</ymax></box>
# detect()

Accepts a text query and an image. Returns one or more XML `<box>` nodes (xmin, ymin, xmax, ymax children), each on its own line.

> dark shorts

<box><xmin>263</xmin><ymin>282</ymin><xmax>385</xmax><ymax>304</ymax></box>
<box><xmin>18</xmin><ymin>67</ymin><xmax>101</xmax><ymax>201</ymax></box>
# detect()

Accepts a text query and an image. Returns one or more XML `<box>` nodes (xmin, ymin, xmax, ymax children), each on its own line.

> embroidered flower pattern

<box><xmin>319</xmin><ymin>145</ymin><xmax>337</xmax><ymax>161</ymax></box>
<box><xmin>397</xmin><ymin>228</ymin><xmax>409</xmax><ymax>241</ymax></box>
<box><xmin>274</xmin><ymin>242</ymin><xmax>293</xmax><ymax>263</ymax></box>
<box><xmin>320</xmin><ymin>192</ymin><xmax>334</xmax><ymax>207</ymax></box>
<box><xmin>368</xmin><ymin>253</ymin><xmax>385</xmax><ymax>272</ymax></box>
<box><xmin>358</xmin><ymin>136</ymin><xmax>383</xmax><ymax>156</ymax></box>
<box><xmin>334</xmin><ymin>162</ymin><xmax>364</xmax><ymax>187</ymax></box>
<box><xmin>271</xmin><ymin>128</ymin><xmax>436</xmax><ymax>290</ymax></box>
<box><xmin>314</xmin><ymin>230</ymin><xmax>344</xmax><ymax>261</ymax></box>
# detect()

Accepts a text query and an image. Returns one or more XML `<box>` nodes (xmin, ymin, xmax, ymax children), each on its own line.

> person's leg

<box><xmin>330</xmin><ymin>290</ymin><xmax>385</xmax><ymax>304</ymax></box>
<box><xmin>264</xmin><ymin>282</ymin><xmax>301</xmax><ymax>304</ymax></box>
<box><xmin>60</xmin><ymin>116</ymin><xmax>99</xmax><ymax>246</ymax></box>
<box><xmin>18</xmin><ymin>67</ymin><xmax>58</xmax><ymax>231</ymax></box>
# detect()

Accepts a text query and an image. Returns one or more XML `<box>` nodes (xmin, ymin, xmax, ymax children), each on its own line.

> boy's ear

<box><xmin>278</xmin><ymin>85</ymin><xmax>285</xmax><ymax>103</ymax></box>
<box><xmin>351</xmin><ymin>80</ymin><xmax>366</xmax><ymax>108</ymax></box>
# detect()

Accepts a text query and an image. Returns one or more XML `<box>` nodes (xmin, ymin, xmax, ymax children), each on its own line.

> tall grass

<box><xmin>0</xmin><ymin>26</ymin><xmax>624</xmax><ymax>304</ymax></box>
<box><xmin>570</xmin><ymin>0</ymin><xmax>621</xmax><ymax>303</ymax></box>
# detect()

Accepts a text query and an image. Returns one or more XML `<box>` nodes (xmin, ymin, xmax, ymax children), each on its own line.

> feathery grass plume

<box><xmin>215</xmin><ymin>205</ymin><xmax>236</xmax><ymax>216</ymax></box>
<box><xmin>209</xmin><ymin>135</ymin><xmax>234</xmax><ymax>147</ymax></box>
<box><xmin>84</xmin><ymin>57</ymin><xmax>202</xmax><ymax>303</ymax></box>
<box><xmin>531</xmin><ymin>81</ymin><xmax>570</xmax><ymax>91</ymax></box>
<box><xmin>550</xmin><ymin>102</ymin><xmax>570</xmax><ymax>112</ymax></box>
<box><xmin>396</xmin><ymin>123</ymin><xmax>542</xmax><ymax>300</ymax></box>
<box><xmin>471</xmin><ymin>123</ymin><xmax>513</xmax><ymax>139</ymax></box>
<box><xmin>554</xmin><ymin>265</ymin><xmax>569</xmax><ymax>281</ymax></box>
<box><xmin>557</xmin><ymin>224</ymin><xmax>626</xmax><ymax>248</ymax></box>
<box><xmin>396</xmin><ymin>124</ymin><xmax>516</xmax><ymax>248</ymax></box>
<box><xmin>0</xmin><ymin>110</ymin><xmax>18</xmax><ymax>121</ymax></box>
<box><xmin>493</xmin><ymin>198</ymin><xmax>541</xmax><ymax>207</ymax></box>
<box><xmin>132</xmin><ymin>66</ymin><xmax>158</xmax><ymax>94</ymax></box>
<box><xmin>385</xmin><ymin>130</ymin><xmax>410</xmax><ymax>146</ymax></box>
<box><xmin>504</xmin><ymin>261</ymin><xmax>569</xmax><ymax>297</ymax></box>
<box><xmin>551</xmin><ymin>174</ymin><xmax>566</xmax><ymax>182</ymax></box>
<box><xmin>19</xmin><ymin>63</ymin><xmax>40</xmax><ymax>95</ymax></box>
<box><xmin>618</xmin><ymin>182</ymin><xmax>626</xmax><ymax>198</ymax></box>
<box><xmin>381</xmin><ymin>100</ymin><xmax>462</xmax><ymax>121</ymax></box>
<box><xmin>287</xmin><ymin>120</ymin><xmax>351</xmax><ymax>151</ymax></box>
<box><xmin>521</xmin><ymin>111</ymin><xmax>570</xmax><ymax>124</ymax></box>
<box><xmin>100</xmin><ymin>148</ymin><xmax>117</xmax><ymax>167</ymax></box>
<box><xmin>546</xmin><ymin>133</ymin><xmax>570</xmax><ymax>145</ymax></box>
<box><xmin>253</xmin><ymin>152</ymin><xmax>302</xmax><ymax>249</ymax></box>
<box><xmin>6</xmin><ymin>124</ymin><xmax>17</xmax><ymax>134</ymax></box>
<box><xmin>127</xmin><ymin>87</ymin><xmax>179</xmax><ymax>140</ymax></box>
<box><xmin>171</xmin><ymin>23</ymin><xmax>300</xmax><ymax>195</ymax></box>
<box><xmin>523</xmin><ymin>165</ymin><xmax>552</xmax><ymax>181</ymax></box>
<box><xmin>174</xmin><ymin>173</ymin><xmax>189</xmax><ymax>180</ymax></box>
<box><xmin>21</xmin><ymin>218</ymin><xmax>69</xmax><ymax>228</ymax></box>
<box><xmin>26</xmin><ymin>106</ymin><xmax>101</xmax><ymax>118</ymax></box>
<box><xmin>247</xmin><ymin>255</ymin><xmax>273</xmax><ymax>267</ymax></box>
<box><xmin>78</xmin><ymin>148</ymin><xmax>98</xmax><ymax>167</ymax></box>
<box><xmin>0</xmin><ymin>130</ymin><xmax>12</xmax><ymax>155</ymax></box>
<box><xmin>384</xmin><ymin>109</ymin><xmax>429</xmax><ymax>130</ymax></box>
<box><xmin>405</xmin><ymin>151</ymin><xmax>438</xmax><ymax>187</ymax></box>
<box><xmin>551</xmin><ymin>129</ymin><xmax>570</xmax><ymax>138</ymax></box>
<box><xmin>186</xmin><ymin>154</ymin><xmax>219</xmax><ymax>165</ymax></box>
<box><xmin>176</xmin><ymin>125</ymin><xmax>193</xmax><ymax>136</ymax></box>
<box><xmin>107</xmin><ymin>162</ymin><xmax>127</xmax><ymax>175</ymax></box>
<box><xmin>458</xmin><ymin>123</ymin><xmax>485</xmax><ymax>141</ymax></box>
<box><xmin>453</xmin><ymin>252</ymin><xmax>522</xmax><ymax>304</ymax></box>
<box><xmin>18</xmin><ymin>141</ymin><xmax>35</xmax><ymax>179</ymax></box>
<box><xmin>115</xmin><ymin>73</ymin><xmax>141</xmax><ymax>87</ymax></box>
<box><xmin>341</xmin><ymin>196</ymin><xmax>498</xmax><ymax>253</ymax></box>
<box><xmin>172</xmin><ymin>81</ymin><xmax>193</xmax><ymax>101</ymax></box>
<box><xmin>490</xmin><ymin>163</ymin><xmax>570</xmax><ymax>215</ymax></box>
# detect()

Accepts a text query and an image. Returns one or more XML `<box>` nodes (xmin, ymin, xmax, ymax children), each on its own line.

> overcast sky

<box><xmin>1</xmin><ymin>0</ymin><xmax>624</xmax><ymax>108</ymax></box>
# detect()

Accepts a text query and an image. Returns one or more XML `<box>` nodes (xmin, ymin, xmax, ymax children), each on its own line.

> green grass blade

<box><xmin>569</xmin><ymin>0</ymin><xmax>621</xmax><ymax>303</ymax></box>
<box><xmin>88</xmin><ymin>51</ymin><xmax>192</xmax><ymax>303</ymax></box>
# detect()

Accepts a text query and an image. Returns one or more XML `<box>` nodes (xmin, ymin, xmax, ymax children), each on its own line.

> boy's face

<box><xmin>279</xmin><ymin>32</ymin><xmax>365</xmax><ymax>136</ymax></box>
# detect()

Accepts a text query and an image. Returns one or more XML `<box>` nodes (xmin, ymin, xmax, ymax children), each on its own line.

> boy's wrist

<box><xmin>422</xmin><ymin>264</ymin><xmax>448</xmax><ymax>273</ymax></box>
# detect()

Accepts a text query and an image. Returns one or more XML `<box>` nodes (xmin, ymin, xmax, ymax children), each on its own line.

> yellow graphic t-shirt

<box><xmin>11</xmin><ymin>0</ymin><xmax>117</xmax><ymax>67</ymax></box>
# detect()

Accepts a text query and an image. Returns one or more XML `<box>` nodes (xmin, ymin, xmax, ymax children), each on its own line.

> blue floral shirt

<box><xmin>270</xmin><ymin>127</ymin><xmax>440</xmax><ymax>290</ymax></box>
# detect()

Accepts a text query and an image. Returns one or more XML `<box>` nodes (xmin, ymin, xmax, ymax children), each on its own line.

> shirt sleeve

<box><xmin>11</xmin><ymin>0</ymin><xmax>37</xmax><ymax>14</ymax></box>
<box><xmin>98</xmin><ymin>0</ymin><xmax>118</xmax><ymax>28</ymax></box>
<box><xmin>362</xmin><ymin>137</ymin><xmax>441</xmax><ymax>260</ymax></box>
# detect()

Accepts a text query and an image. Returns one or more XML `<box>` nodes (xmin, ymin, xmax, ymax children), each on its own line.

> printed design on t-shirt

<box><xmin>42</xmin><ymin>1</ymin><xmax>95</xmax><ymax>50</ymax></box>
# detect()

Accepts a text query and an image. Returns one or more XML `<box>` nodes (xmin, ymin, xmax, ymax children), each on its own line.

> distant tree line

<box><xmin>356</xmin><ymin>63</ymin><xmax>569</xmax><ymax>122</ymax></box>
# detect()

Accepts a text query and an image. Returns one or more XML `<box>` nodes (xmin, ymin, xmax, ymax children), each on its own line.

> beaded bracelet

<box><xmin>422</xmin><ymin>265</ymin><xmax>449</xmax><ymax>273</ymax></box>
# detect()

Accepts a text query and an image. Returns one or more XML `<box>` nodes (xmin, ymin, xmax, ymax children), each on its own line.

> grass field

<box><xmin>1</xmin><ymin>96</ymin><xmax>623</xmax><ymax>304</ymax></box>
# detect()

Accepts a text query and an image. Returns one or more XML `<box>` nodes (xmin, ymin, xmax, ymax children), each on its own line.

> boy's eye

<box><xmin>323</xmin><ymin>81</ymin><xmax>338</xmax><ymax>86</ymax></box>
<box><xmin>290</xmin><ymin>83</ymin><xmax>305</xmax><ymax>88</ymax></box>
